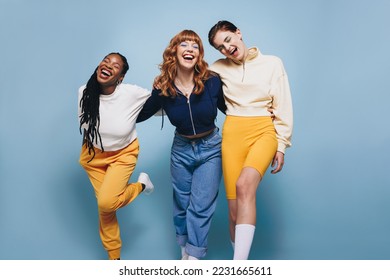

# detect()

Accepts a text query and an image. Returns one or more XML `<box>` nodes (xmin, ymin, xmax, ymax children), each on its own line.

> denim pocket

<box><xmin>203</xmin><ymin>132</ymin><xmax>222</xmax><ymax>149</ymax></box>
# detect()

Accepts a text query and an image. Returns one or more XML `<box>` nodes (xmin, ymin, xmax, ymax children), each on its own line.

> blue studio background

<box><xmin>0</xmin><ymin>0</ymin><xmax>389</xmax><ymax>260</ymax></box>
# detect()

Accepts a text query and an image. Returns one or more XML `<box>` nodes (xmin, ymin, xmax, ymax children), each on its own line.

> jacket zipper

<box><xmin>187</xmin><ymin>97</ymin><xmax>196</xmax><ymax>135</ymax></box>
<box><xmin>178</xmin><ymin>90</ymin><xmax>197</xmax><ymax>135</ymax></box>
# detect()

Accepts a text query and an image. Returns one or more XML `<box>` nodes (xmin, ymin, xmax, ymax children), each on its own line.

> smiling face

<box><xmin>96</xmin><ymin>53</ymin><xmax>125</xmax><ymax>90</ymax></box>
<box><xmin>212</xmin><ymin>29</ymin><xmax>247</xmax><ymax>62</ymax></box>
<box><xmin>176</xmin><ymin>40</ymin><xmax>200</xmax><ymax>71</ymax></box>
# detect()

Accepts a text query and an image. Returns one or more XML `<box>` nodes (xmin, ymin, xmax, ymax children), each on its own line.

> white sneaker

<box><xmin>138</xmin><ymin>172</ymin><xmax>154</xmax><ymax>195</ymax></box>
<box><xmin>181</xmin><ymin>246</ymin><xmax>189</xmax><ymax>260</ymax></box>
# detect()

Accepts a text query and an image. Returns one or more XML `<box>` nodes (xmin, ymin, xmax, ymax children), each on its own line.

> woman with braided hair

<box><xmin>78</xmin><ymin>52</ymin><xmax>154</xmax><ymax>260</ymax></box>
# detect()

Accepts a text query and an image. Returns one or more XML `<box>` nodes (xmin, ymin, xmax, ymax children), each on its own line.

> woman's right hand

<box><xmin>268</xmin><ymin>108</ymin><xmax>275</xmax><ymax>121</ymax></box>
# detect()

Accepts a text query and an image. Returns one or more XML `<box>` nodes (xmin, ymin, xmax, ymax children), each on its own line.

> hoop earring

<box><xmin>194</xmin><ymin>64</ymin><xmax>200</xmax><ymax>73</ymax></box>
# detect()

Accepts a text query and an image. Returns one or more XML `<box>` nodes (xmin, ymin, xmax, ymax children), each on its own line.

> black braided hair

<box><xmin>79</xmin><ymin>52</ymin><xmax>129</xmax><ymax>162</ymax></box>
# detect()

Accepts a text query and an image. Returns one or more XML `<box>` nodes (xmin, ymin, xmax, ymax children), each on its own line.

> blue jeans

<box><xmin>171</xmin><ymin>128</ymin><xmax>222</xmax><ymax>259</ymax></box>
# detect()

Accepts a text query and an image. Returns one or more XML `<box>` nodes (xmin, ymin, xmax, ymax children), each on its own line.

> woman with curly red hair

<box><xmin>138</xmin><ymin>30</ymin><xmax>226</xmax><ymax>260</ymax></box>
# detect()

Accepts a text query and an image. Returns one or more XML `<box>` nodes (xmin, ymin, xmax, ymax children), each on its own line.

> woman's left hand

<box><xmin>271</xmin><ymin>151</ymin><xmax>284</xmax><ymax>174</ymax></box>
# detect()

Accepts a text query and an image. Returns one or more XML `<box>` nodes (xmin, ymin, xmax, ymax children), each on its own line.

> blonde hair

<box><xmin>155</xmin><ymin>30</ymin><xmax>212</xmax><ymax>97</ymax></box>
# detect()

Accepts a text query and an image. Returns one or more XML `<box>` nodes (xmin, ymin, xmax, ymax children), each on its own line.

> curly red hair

<box><xmin>155</xmin><ymin>30</ymin><xmax>212</xmax><ymax>97</ymax></box>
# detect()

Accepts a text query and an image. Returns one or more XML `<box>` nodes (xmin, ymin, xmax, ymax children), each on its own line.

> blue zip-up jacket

<box><xmin>137</xmin><ymin>75</ymin><xmax>226</xmax><ymax>136</ymax></box>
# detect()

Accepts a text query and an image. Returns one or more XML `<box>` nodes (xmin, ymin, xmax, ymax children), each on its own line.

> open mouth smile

<box><xmin>229</xmin><ymin>47</ymin><xmax>238</xmax><ymax>56</ymax></box>
<box><xmin>183</xmin><ymin>54</ymin><xmax>195</xmax><ymax>61</ymax></box>
<box><xmin>100</xmin><ymin>68</ymin><xmax>112</xmax><ymax>77</ymax></box>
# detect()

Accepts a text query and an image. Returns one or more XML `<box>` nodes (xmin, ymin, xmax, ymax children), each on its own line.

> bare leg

<box><xmin>233</xmin><ymin>167</ymin><xmax>262</xmax><ymax>259</ymax></box>
<box><xmin>227</xmin><ymin>199</ymin><xmax>237</xmax><ymax>245</ymax></box>
<box><xmin>236</xmin><ymin>167</ymin><xmax>261</xmax><ymax>224</ymax></box>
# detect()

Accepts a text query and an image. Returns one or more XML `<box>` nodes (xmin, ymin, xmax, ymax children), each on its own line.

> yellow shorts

<box><xmin>222</xmin><ymin>116</ymin><xmax>278</xmax><ymax>199</ymax></box>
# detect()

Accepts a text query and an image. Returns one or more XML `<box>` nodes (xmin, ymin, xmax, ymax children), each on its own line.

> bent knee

<box><xmin>97</xmin><ymin>196</ymin><xmax>116</xmax><ymax>212</ymax></box>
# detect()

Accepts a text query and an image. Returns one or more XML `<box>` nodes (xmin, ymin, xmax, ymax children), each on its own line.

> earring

<box><xmin>194</xmin><ymin>64</ymin><xmax>200</xmax><ymax>73</ymax></box>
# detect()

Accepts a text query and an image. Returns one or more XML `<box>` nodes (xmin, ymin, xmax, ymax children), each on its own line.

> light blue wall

<box><xmin>1</xmin><ymin>0</ymin><xmax>389</xmax><ymax>260</ymax></box>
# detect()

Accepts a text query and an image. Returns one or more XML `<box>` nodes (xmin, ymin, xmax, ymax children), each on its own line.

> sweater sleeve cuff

<box><xmin>277</xmin><ymin>143</ymin><xmax>286</xmax><ymax>154</ymax></box>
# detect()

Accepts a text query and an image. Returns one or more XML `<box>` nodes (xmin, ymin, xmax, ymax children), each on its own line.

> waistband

<box><xmin>174</xmin><ymin>127</ymin><xmax>219</xmax><ymax>143</ymax></box>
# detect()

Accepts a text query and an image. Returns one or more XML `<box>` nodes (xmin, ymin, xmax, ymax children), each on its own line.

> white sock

<box><xmin>233</xmin><ymin>224</ymin><xmax>255</xmax><ymax>260</ymax></box>
<box><xmin>231</xmin><ymin>240</ymin><xmax>235</xmax><ymax>251</ymax></box>
<box><xmin>188</xmin><ymin>255</ymin><xmax>199</xmax><ymax>260</ymax></box>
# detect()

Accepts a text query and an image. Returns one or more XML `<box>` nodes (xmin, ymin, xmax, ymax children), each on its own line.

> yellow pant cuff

<box><xmin>108</xmin><ymin>248</ymin><xmax>121</xmax><ymax>260</ymax></box>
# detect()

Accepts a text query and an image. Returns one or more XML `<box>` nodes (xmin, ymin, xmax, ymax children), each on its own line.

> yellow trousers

<box><xmin>79</xmin><ymin>139</ymin><xmax>143</xmax><ymax>259</ymax></box>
